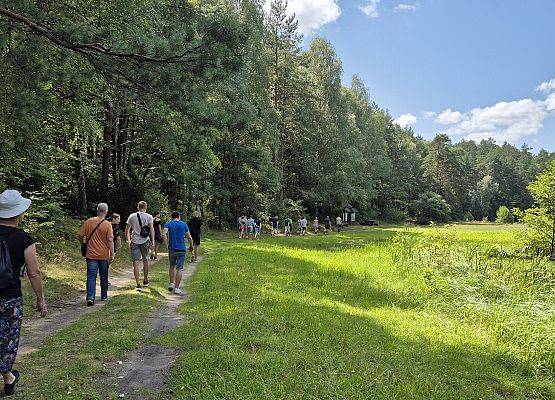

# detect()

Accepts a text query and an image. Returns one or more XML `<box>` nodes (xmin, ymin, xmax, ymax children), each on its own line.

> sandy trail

<box><xmin>106</xmin><ymin>257</ymin><xmax>200</xmax><ymax>400</ymax></box>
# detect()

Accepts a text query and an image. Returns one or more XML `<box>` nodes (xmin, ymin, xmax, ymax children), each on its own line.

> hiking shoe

<box><xmin>4</xmin><ymin>370</ymin><xmax>20</xmax><ymax>396</ymax></box>
<box><xmin>143</xmin><ymin>281</ymin><xmax>151</xmax><ymax>287</ymax></box>
<box><xmin>87</xmin><ymin>299</ymin><xmax>94</xmax><ymax>307</ymax></box>
<box><xmin>168</xmin><ymin>283</ymin><xmax>175</xmax><ymax>292</ymax></box>
<box><xmin>174</xmin><ymin>288</ymin><xmax>183</xmax><ymax>295</ymax></box>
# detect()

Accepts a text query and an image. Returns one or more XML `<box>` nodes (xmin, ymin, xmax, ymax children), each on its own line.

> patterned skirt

<box><xmin>0</xmin><ymin>297</ymin><xmax>23</xmax><ymax>372</ymax></box>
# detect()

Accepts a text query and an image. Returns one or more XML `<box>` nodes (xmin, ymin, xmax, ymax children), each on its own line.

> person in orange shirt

<box><xmin>78</xmin><ymin>203</ymin><xmax>114</xmax><ymax>306</ymax></box>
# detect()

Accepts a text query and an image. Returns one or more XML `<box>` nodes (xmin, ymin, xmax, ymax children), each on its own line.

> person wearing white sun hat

<box><xmin>0</xmin><ymin>190</ymin><xmax>47</xmax><ymax>396</ymax></box>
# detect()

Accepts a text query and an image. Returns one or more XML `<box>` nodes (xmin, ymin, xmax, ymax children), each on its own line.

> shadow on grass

<box><xmin>164</xmin><ymin>241</ymin><xmax>554</xmax><ymax>399</ymax></box>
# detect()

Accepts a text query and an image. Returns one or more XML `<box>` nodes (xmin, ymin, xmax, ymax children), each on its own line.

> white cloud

<box><xmin>423</xmin><ymin>111</ymin><xmax>437</xmax><ymax>119</ymax></box>
<box><xmin>536</xmin><ymin>78</ymin><xmax>555</xmax><ymax>93</ymax></box>
<box><xmin>359</xmin><ymin>0</ymin><xmax>380</xmax><ymax>18</ymax></box>
<box><xmin>395</xmin><ymin>113</ymin><xmax>417</xmax><ymax>127</ymax></box>
<box><xmin>445</xmin><ymin>99</ymin><xmax>548</xmax><ymax>144</ymax></box>
<box><xmin>435</xmin><ymin>108</ymin><xmax>464</xmax><ymax>125</ymax></box>
<box><xmin>394</xmin><ymin>3</ymin><xmax>419</xmax><ymax>12</ymax></box>
<box><xmin>545</xmin><ymin>93</ymin><xmax>555</xmax><ymax>112</ymax></box>
<box><xmin>265</xmin><ymin>0</ymin><xmax>341</xmax><ymax>36</ymax></box>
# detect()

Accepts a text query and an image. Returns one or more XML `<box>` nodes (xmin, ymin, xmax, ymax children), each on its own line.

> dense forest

<box><xmin>1</xmin><ymin>0</ymin><xmax>553</xmax><ymax>227</ymax></box>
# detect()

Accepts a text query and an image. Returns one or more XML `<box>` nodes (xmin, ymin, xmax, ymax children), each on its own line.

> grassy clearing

<box><xmin>159</xmin><ymin>225</ymin><xmax>555</xmax><ymax>399</ymax></box>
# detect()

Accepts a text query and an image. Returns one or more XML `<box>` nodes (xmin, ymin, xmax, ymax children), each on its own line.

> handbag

<box><xmin>81</xmin><ymin>219</ymin><xmax>105</xmax><ymax>257</ymax></box>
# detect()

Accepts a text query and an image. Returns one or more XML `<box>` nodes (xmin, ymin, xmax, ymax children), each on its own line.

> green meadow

<box><xmin>15</xmin><ymin>224</ymin><xmax>555</xmax><ymax>399</ymax></box>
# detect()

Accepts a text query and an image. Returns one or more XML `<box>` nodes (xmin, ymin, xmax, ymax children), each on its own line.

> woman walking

<box><xmin>188</xmin><ymin>211</ymin><xmax>203</xmax><ymax>262</ymax></box>
<box><xmin>0</xmin><ymin>190</ymin><xmax>47</xmax><ymax>396</ymax></box>
<box><xmin>151</xmin><ymin>212</ymin><xmax>163</xmax><ymax>260</ymax></box>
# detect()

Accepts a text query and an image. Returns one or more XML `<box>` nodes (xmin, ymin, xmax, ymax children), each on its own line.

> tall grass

<box><xmin>391</xmin><ymin>225</ymin><xmax>555</xmax><ymax>376</ymax></box>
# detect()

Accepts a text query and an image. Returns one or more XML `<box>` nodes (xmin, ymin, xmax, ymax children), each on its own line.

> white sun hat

<box><xmin>0</xmin><ymin>190</ymin><xmax>32</xmax><ymax>219</ymax></box>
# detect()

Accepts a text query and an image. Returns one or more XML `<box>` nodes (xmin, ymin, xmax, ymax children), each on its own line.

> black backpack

<box><xmin>136</xmin><ymin>213</ymin><xmax>151</xmax><ymax>238</ymax></box>
<box><xmin>0</xmin><ymin>231</ymin><xmax>17</xmax><ymax>290</ymax></box>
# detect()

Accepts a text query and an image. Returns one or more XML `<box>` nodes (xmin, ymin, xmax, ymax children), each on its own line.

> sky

<box><xmin>269</xmin><ymin>0</ymin><xmax>555</xmax><ymax>152</ymax></box>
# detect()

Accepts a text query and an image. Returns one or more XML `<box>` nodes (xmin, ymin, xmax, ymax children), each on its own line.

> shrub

<box><xmin>463</xmin><ymin>211</ymin><xmax>474</xmax><ymax>222</ymax></box>
<box><xmin>495</xmin><ymin>206</ymin><xmax>514</xmax><ymax>224</ymax></box>
<box><xmin>410</xmin><ymin>191</ymin><xmax>451</xmax><ymax>225</ymax></box>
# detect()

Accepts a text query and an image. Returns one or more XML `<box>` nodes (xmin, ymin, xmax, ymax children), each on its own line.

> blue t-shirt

<box><xmin>165</xmin><ymin>220</ymin><xmax>189</xmax><ymax>251</ymax></box>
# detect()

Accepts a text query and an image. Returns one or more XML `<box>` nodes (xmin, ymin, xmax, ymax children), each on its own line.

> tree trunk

<box><xmin>100</xmin><ymin>105</ymin><xmax>114</xmax><ymax>202</ymax></box>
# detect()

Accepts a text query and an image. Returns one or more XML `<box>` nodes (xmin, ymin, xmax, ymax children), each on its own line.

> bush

<box><xmin>463</xmin><ymin>211</ymin><xmax>474</xmax><ymax>222</ymax></box>
<box><xmin>410</xmin><ymin>191</ymin><xmax>451</xmax><ymax>225</ymax></box>
<box><xmin>495</xmin><ymin>206</ymin><xmax>514</xmax><ymax>224</ymax></box>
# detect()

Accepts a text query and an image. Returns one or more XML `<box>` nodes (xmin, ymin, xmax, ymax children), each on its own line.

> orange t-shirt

<box><xmin>78</xmin><ymin>217</ymin><xmax>113</xmax><ymax>260</ymax></box>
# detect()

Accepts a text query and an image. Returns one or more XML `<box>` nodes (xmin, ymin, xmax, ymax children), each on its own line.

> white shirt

<box><xmin>300</xmin><ymin>218</ymin><xmax>308</xmax><ymax>228</ymax></box>
<box><xmin>126</xmin><ymin>211</ymin><xmax>153</xmax><ymax>244</ymax></box>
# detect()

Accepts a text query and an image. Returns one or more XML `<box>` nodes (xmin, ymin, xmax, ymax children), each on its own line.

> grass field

<box><xmin>13</xmin><ymin>224</ymin><xmax>555</xmax><ymax>399</ymax></box>
<box><xmin>159</xmin><ymin>224</ymin><xmax>555</xmax><ymax>399</ymax></box>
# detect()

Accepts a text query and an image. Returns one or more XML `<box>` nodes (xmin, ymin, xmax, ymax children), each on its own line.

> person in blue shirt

<box><xmin>162</xmin><ymin>211</ymin><xmax>193</xmax><ymax>295</ymax></box>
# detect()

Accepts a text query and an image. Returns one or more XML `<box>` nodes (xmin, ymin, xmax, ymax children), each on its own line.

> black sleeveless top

<box><xmin>0</xmin><ymin>225</ymin><xmax>34</xmax><ymax>299</ymax></box>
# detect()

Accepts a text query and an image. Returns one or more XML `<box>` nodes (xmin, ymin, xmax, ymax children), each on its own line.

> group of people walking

<box><xmin>0</xmin><ymin>189</ymin><xmax>203</xmax><ymax>395</ymax></box>
<box><xmin>237</xmin><ymin>214</ymin><xmax>344</xmax><ymax>238</ymax></box>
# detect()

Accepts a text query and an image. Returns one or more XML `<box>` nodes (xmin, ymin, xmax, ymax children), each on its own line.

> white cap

<box><xmin>0</xmin><ymin>190</ymin><xmax>32</xmax><ymax>219</ymax></box>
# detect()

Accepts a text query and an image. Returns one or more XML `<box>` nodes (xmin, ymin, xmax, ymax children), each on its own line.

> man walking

<box><xmin>284</xmin><ymin>216</ymin><xmax>292</xmax><ymax>236</ymax></box>
<box><xmin>78</xmin><ymin>203</ymin><xmax>114</xmax><ymax>306</ymax></box>
<box><xmin>300</xmin><ymin>216</ymin><xmax>308</xmax><ymax>235</ymax></box>
<box><xmin>163</xmin><ymin>211</ymin><xmax>193</xmax><ymax>295</ymax></box>
<box><xmin>126</xmin><ymin>201</ymin><xmax>155</xmax><ymax>291</ymax></box>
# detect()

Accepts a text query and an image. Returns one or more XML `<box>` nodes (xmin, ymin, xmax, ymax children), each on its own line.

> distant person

<box><xmin>270</xmin><ymin>216</ymin><xmax>279</xmax><ymax>236</ymax></box>
<box><xmin>126</xmin><ymin>201</ymin><xmax>155</xmax><ymax>291</ymax></box>
<box><xmin>163</xmin><ymin>211</ymin><xmax>193</xmax><ymax>295</ymax></box>
<box><xmin>247</xmin><ymin>216</ymin><xmax>256</xmax><ymax>239</ymax></box>
<box><xmin>188</xmin><ymin>211</ymin><xmax>203</xmax><ymax>262</ymax></box>
<box><xmin>312</xmin><ymin>217</ymin><xmax>319</xmax><ymax>234</ymax></box>
<box><xmin>254</xmin><ymin>217</ymin><xmax>262</xmax><ymax>239</ymax></box>
<box><xmin>324</xmin><ymin>216</ymin><xmax>331</xmax><ymax>235</ymax></box>
<box><xmin>336</xmin><ymin>216</ymin><xmax>343</xmax><ymax>232</ymax></box>
<box><xmin>151</xmin><ymin>212</ymin><xmax>164</xmax><ymax>260</ymax></box>
<box><xmin>284</xmin><ymin>217</ymin><xmax>292</xmax><ymax>236</ymax></box>
<box><xmin>238</xmin><ymin>214</ymin><xmax>247</xmax><ymax>239</ymax></box>
<box><xmin>110</xmin><ymin>213</ymin><xmax>123</xmax><ymax>255</ymax></box>
<box><xmin>78</xmin><ymin>203</ymin><xmax>114</xmax><ymax>306</ymax></box>
<box><xmin>300</xmin><ymin>216</ymin><xmax>308</xmax><ymax>235</ymax></box>
<box><xmin>0</xmin><ymin>190</ymin><xmax>47</xmax><ymax>396</ymax></box>
<box><xmin>296</xmin><ymin>218</ymin><xmax>302</xmax><ymax>235</ymax></box>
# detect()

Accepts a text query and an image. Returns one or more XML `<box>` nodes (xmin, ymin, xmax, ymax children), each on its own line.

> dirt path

<box><xmin>18</xmin><ymin>260</ymin><xmax>158</xmax><ymax>357</ymax></box>
<box><xmin>106</xmin><ymin>258</ymin><xmax>200</xmax><ymax>400</ymax></box>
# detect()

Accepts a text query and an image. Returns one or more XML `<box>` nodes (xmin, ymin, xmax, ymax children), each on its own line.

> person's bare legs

<box><xmin>174</xmin><ymin>268</ymin><xmax>183</xmax><ymax>289</ymax></box>
<box><xmin>142</xmin><ymin>256</ymin><xmax>149</xmax><ymax>284</ymax></box>
<box><xmin>1</xmin><ymin>372</ymin><xmax>15</xmax><ymax>385</ymax></box>
<box><xmin>133</xmin><ymin>260</ymin><xmax>141</xmax><ymax>286</ymax></box>
<box><xmin>193</xmin><ymin>245</ymin><xmax>199</xmax><ymax>260</ymax></box>
<box><xmin>169</xmin><ymin>266</ymin><xmax>176</xmax><ymax>286</ymax></box>
<box><xmin>154</xmin><ymin>242</ymin><xmax>159</xmax><ymax>258</ymax></box>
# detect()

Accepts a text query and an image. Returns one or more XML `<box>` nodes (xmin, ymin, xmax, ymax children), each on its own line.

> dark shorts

<box><xmin>191</xmin><ymin>233</ymin><xmax>201</xmax><ymax>246</ymax></box>
<box><xmin>169</xmin><ymin>250</ymin><xmax>186</xmax><ymax>270</ymax></box>
<box><xmin>131</xmin><ymin>240</ymin><xmax>150</xmax><ymax>261</ymax></box>
<box><xmin>0</xmin><ymin>297</ymin><xmax>23</xmax><ymax>373</ymax></box>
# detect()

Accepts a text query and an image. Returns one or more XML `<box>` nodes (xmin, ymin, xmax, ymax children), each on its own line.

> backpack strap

<box><xmin>137</xmin><ymin>212</ymin><xmax>143</xmax><ymax>228</ymax></box>
<box><xmin>86</xmin><ymin>219</ymin><xmax>106</xmax><ymax>243</ymax></box>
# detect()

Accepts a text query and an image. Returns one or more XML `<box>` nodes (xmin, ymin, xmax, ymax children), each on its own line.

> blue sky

<box><xmin>274</xmin><ymin>0</ymin><xmax>555</xmax><ymax>151</ymax></box>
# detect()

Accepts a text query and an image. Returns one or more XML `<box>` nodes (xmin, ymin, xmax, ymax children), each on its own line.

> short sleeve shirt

<box><xmin>126</xmin><ymin>212</ymin><xmax>153</xmax><ymax>244</ymax></box>
<box><xmin>78</xmin><ymin>217</ymin><xmax>113</xmax><ymax>260</ymax></box>
<box><xmin>165</xmin><ymin>220</ymin><xmax>189</xmax><ymax>252</ymax></box>
<box><xmin>0</xmin><ymin>225</ymin><xmax>34</xmax><ymax>299</ymax></box>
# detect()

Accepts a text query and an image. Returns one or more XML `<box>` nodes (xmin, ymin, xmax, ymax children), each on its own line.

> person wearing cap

<box><xmin>78</xmin><ymin>203</ymin><xmax>115</xmax><ymax>306</ymax></box>
<box><xmin>0</xmin><ymin>189</ymin><xmax>47</xmax><ymax>396</ymax></box>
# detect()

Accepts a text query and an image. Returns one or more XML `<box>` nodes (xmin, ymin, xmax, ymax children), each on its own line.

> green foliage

<box><xmin>411</xmin><ymin>191</ymin><xmax>451</xmax><ymax>224</ymax></box>
<box><xmin>495</xmin><ymin>206</ymin><xmax>514</xmax><ymax>224</ymax></box>
<box><xmin>463</xmin><ymin>211</ymin><xmax>475</xmax><ymax>221</ymax></box>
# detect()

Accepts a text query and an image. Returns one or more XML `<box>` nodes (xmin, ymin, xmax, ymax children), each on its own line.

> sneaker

<box><xmin>149</xmin><ymin>255</ymin><xmax>154</xmax><ymax>260</ymax></box>
<box><xmin>173</xmin><ymin>288</ymin><xmax>183</xmax><ymax>295</ymax></box>
<box><xmin>143</xmin><ymin>281</ymin><xmax>151</xmax><ymax>287</ymax></box>
<box><xmin>168</xmin><ymin>283</ymin><xmax>175</xmax><ymax>292</ymax></box>
<box><xmin>136</xmin><ymin>284</ymin><xmax>142</xmax><ymax>291</ymax></box>
<box><xmin>86</xmin><ymin>299</ymin><xmax>94</xmax><ymax>307</ymax></box>
<box><xmin>4</xmin><ymin>370</ymin><xmax>20</xmax><ymax>396</ymax></box>
<box><xmin>153</xmin><ymin>256</ymin><xmax>158</xmax><ymax>260</ymax></box>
